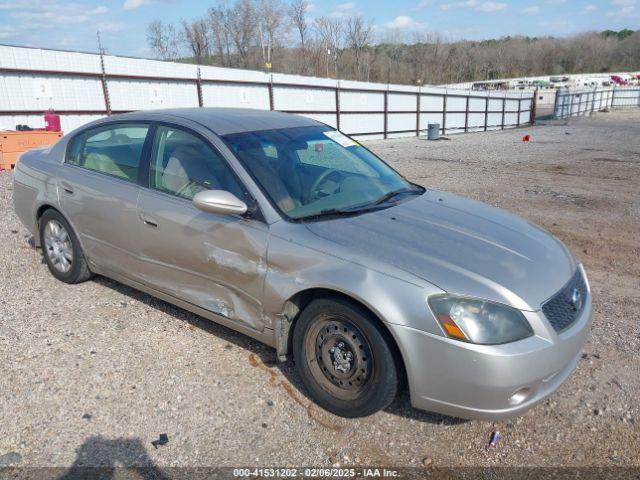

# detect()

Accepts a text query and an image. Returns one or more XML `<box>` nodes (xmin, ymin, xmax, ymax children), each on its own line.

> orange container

<box><xmin>0</xmin><ymin>130</ymin><xmax>63</xmax><ymax>170</ymax></box>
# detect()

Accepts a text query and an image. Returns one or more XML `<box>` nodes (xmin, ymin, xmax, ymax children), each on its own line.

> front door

<box><xmin>136</xmin><ymin>124</ymin><xmax>269</xmax><ymax>332</ymax></box>
<box><xmin>60</xmin><ymin>122</ymin><xmax>151</xmax><ymax>278</ymax></box>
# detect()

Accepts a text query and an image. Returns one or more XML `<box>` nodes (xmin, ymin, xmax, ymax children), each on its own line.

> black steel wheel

<box><xmin>293</xmin><ymin>297</ymin><xmax>398</xmax><ymax>417</ymax></box>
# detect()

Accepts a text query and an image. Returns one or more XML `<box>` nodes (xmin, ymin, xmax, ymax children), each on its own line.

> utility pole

<box><xmin>97</xmin><ymin>31</ymin><xmax>111</xmax><ymax>115</ymax></box>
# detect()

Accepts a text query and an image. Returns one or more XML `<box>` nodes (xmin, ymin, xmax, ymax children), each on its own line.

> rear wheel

<box><xmin>39</xmin><ymin>209</ymin><xmax>92</xmax><ymax>284</ymax></box>
<box><xmin>293</xmin><ymin>298</ymin><xmax>398</xmax><ymax>418</ymax></box>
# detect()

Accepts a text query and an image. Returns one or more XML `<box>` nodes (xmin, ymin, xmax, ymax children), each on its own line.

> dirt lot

<box><xmin>0</xmin><ymin>109</ymin><xmax>638</xmax><ymax>471</ymax></box>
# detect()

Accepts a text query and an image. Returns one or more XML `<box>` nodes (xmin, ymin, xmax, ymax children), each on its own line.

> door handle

<box><xmin>141</xmin><ymin>215</ymin><xmax>158</xmax><ymax>228</ymax></box>
<box><xmin>60</xmin><ymin>182</ymin><xmax>74</xmax><ymax>195</ymax></box>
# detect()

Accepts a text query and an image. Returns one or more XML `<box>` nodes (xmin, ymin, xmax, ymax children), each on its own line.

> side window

<box><xmin>66</xmin><ymin>124</ymin><xmax>149</xmax><ymax>183</ymax></box>
<box><xmin>66</xmin><ymin>134</ymin><xmax>85</xmax><ymax>166</ymax></box>
<box><xmin>150</xmin><ymin>126</ymin><xmax>245</xmax><ymax>201</ymax></box>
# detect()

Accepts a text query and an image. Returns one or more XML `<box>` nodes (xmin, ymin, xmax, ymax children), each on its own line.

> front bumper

<box><xmin>389</xmin><ymin>287</ymin><xmax>593</xmax><ymax>420</ymax></box>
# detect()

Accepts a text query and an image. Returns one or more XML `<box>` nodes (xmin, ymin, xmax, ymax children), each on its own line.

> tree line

<box><xmin>146</xmin><ymin>0</ymin><xmax>640</xmax><ymax>86</ymax></box>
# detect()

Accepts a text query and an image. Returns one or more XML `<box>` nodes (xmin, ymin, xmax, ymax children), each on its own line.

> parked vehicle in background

<box><xmin>472</xmin><ymin>81</ymin><xmax>510</xmax><ymax>91</ymax></box>
<box><xmin>531</xmin><ymin>80</ymin><xmax>551</xmax><ymax>88</ymax></box>
<box><xmin>13</xmin><ymin>108</ymin><xmax>593</xmax><ymax>419</ymax></box>
<box><xmin>611</xmin><ymin>75</ymin><xmax>629</xmax><ymax>86</ymax></box>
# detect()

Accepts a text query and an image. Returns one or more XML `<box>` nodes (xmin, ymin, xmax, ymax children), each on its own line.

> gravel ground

<box><xmin>0</xmin><ymin>109</ymin><xmax>639</xmax><ymax>471</ymax></box>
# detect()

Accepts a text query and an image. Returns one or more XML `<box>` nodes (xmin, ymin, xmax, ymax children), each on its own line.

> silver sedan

<box><xmin>13</xmin><ymin>108</ymin><xmax>592</xmax><ymax>419</ymax></box>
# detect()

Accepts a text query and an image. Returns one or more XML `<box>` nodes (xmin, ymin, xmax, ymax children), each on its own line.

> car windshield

<box><xmin>222</xmin><ymin>126</ymin><xmax>422</xmax><ymax>220</ymax></box>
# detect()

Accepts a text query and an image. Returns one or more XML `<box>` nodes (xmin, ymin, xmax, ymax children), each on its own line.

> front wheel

<box><xmin>293</xmin><ymin>298</ymin><xmax>399</xmax><ymax>418</ymax></box>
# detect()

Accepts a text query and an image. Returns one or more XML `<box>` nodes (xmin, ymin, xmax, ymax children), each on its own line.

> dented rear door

<box><xmin>136</xmin><ymin>189</ymin><xmax>269</xmax><ymax>332</ymax></box>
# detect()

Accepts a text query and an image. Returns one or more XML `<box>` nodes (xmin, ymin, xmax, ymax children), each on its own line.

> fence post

<box><xmin>335</xmin><ymin>81</ymin><xmax>341</xmax><ymax>131</ymax></box>
<box><xmin>578</xmin><ymin>92</ymin><xmax>583</xmax><ymax>116</ymax></box>
<box><xmin>415</xmin><ymin>87</ymin><xmax>421</xmax><ymax>137</ymax></box>
<box><xmin>531</xmin><ymin>88</ymin><xmax>538</xmax><ymax>125</ymax></box>
<box><xmin>572</xmin><ymin>92</ymin><xmax>575</xmax><ymax>117</ymax></box>
<box><xmin>552</xmin><ymin>89</ymin><xmax>560</xmax><ymax>119</ymax></box>
<box><xmin>196</xmin><ymin>66</ymin><xmax>203</xmax><ymax>108</ymax></box>
<box><xmin>484</xmin><ymin>95</ymin><xmax>489</xmax><ymax>132</ymax></box>
<box><xmin>464</xmin><ymin>95</ymin><xmax>470</xmax><ymax>133</ymax></box>
<box><xmin>268</xmin><ymin>74</ymin><xmax>274</xmax><ymax>111</ymax></box>
<box><xmin>517</xmin><ymin>98</ymin><xmax>522</xmax><ymax>127</ymax></box>
<box><xmin>383</xmin><ymin>88</ymin><xmax>388</xmax><ymax>139</ymax></box>
<box><xmin>611</xmin><ymin>87</ymin><xmax>616</xmax><ymax>109</ymax></box>
<box><xmin>501</xmin><ymin>96</ymin><xmax>506</xmax><ymax>129</ymax></box>
<box><xmin>442</xmin><ymin>91</ymin><xmax>448</xmax><ymax>135</ymax></box>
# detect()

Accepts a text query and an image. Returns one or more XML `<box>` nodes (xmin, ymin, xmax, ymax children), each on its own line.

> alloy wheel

<box><xmin>43</xmin><ymin>219</ymin><xmax>73</xmax><ymax>273</ymax></box>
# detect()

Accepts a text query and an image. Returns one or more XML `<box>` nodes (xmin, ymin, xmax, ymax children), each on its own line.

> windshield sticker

<box><xmin>323</xmin><ymin>130</ymin><xmax>358</xmax><ymax>148</ymax></box>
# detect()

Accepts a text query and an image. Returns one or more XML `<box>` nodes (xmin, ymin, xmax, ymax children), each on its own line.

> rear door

<box><xmin>136</xmin><ymin>123</ymin><xmax>269</xmax><ymax>333</ymax></box>
<box><xmin>60</xmin><ymin>122</ymin><xmax>151</xmax><ymax>278</ymax></box>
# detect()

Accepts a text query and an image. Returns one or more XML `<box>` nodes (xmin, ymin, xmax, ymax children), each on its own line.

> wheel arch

<box><xmin>36</xmin><ymin>203</ymin><xmax>57</xmax><ymax>223</ymax></box>
<box><xmin>278</xmin><ymin>287</ymin><xmax>408</xmax><ymax>389</ymax></box>
<box><xmin>33</xmin><ymin>204</ymin><xmax>59</xmax><ymax>246</ymax></box>
<box><xmin>34</xmin><ymin>204</ymin><xmax>86</xmax><ymax>255</ymax></box>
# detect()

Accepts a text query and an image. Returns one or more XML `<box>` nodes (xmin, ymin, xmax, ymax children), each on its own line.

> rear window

<box><xmin>66</xmin><ymin>124</ymin><xmax>149</xmax><ymax>183</ymax></box>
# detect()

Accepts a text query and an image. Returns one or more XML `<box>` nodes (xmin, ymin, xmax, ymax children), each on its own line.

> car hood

<box><xmin>304</xmin><ymin>190</ymin><xmax>577</xmax><ymax>311</ymax></box>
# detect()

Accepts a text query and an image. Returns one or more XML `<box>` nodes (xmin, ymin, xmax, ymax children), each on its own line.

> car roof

<box><xmin>109</xmin><ymin>108</ymin><xmax>325</xmax><ymax>136</ymax></box>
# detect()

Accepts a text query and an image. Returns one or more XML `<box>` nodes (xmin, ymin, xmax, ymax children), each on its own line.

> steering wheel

<box><xmin>310</xmin><ymin>169</ymin><xmax>342</xmax><ymax>201</ymax></box>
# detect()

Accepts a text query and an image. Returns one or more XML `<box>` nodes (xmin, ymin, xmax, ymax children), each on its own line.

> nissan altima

<box><xmin>13</xmin><ymin>108</ymin><xmax>592</xmax><ymax>419</ymax></box>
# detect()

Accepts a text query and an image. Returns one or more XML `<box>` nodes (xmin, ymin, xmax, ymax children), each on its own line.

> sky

<box><xmin>0</xmin><ymin>0</ymin><xmax>638</xmax><ymax>58</ymax></box>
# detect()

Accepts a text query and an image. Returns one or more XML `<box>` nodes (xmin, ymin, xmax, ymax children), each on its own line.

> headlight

<box><xmin>428</xmin><ymin>295</ymin><xmax>534</xmax><ymax>345</ymax></box>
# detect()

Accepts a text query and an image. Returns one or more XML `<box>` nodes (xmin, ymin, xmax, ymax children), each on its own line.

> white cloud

<box><xmin>440</xmin><ymin>0</ymin><xmax>507</xmax><ymax>12</ymax></box>
<box><xmin>523</xmin><ymin>5</ymin><xmax>540</xmax><ymax>14</ymax></box>
<box><xmin>328</xmin><ymin>1</ymin><xmax>355</xmax><ymax>16</ymax></box>
<box><xmin>0</xmin><ymin>0</ymin><xmax>107</xmax><ymax>15</ymax></box>
<box><xmin>607</xmin><ymin>0</ymin><xmax>636</xmax><ymax>15</ymax></box>
<box><xmin>335</xmin><ymin>1</ymin><xmax>356</xmax><ymax>10</ymax></box>
<box><xmin>477</xmin><ymin>1</ymin><xmax>507</xmax><ymax>11</ymax></box>
<box><xmin>0</xmin><ymin>25</ymin><xmax>17</xmax><ymax>39</ymax></box>
<box><xmin>0</xmin><ymin>1</ymin><xmax>110</xmax><ymax>37</ymax></box>
<box><xmin>97</xmin><ymin>21</ymin><xmax>125</xmax><ymax>32</ymax></box>
<box><xmin>383</xmin><ymin>15</ymin><xmax>423</xmax><ymax>29</ymax></box>
<box><xmin>441</xmin><ymin>0</ymin><xmax>478</xmax><ymax>10</ymax></box>
<box><xmin>607</xmin><ymin>7</ymin><xmax>635</xmax><ymax>15</ymax></box>
<box><xmin>7</xmin><ymin>2</ymin><xmax>109</xmax><ymax>28</ymax></box>
<box><xmin>89</xmin><ymin>6</ymin><xmax>109</xmax><ymax>15</ymax></box>
<box><xmin>11</xmin><ymin>10</ymin><xmax>91</xmax><ymax>23</ymax></box>
<box><xmin>123</xmin><ymin>0</ymin><xmax>153</xmax><ymax>10</ymax></box>
<box><xmin>409</xmin><ymin>0</ymin><xmax>430</xmax><ymax>11</ymax></box>
<box><xmin>583</xmin><ymin>4</ymin><xmax>597</xmax><ymax>11</ymax></box>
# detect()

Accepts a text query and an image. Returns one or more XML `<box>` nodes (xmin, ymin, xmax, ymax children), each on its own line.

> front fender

<box><xmin>263</xmin><ymin>228</ymin><xmax>445</xmax><ymax>357</ymax></box>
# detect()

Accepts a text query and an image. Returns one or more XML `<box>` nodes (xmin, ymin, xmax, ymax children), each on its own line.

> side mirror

<box><xmin>192</xmin><ymin>190</ymin><xmax>248</xmax><ymax>216</ymax></box>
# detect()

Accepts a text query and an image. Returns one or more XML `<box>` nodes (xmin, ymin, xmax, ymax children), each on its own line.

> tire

<box><xmin>293</xmin><ymin>297</ymin><xmax>398</xmax><ymax>418</ymax></box>
<box><xmin>39</xmin><ymin>209</ymin><xmax>92</xmax><ymax>284</ymax></box>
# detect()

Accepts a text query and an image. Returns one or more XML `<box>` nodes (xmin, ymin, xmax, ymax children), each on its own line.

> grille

<box><xmin>542</xmin><ymin>268</ymin><xmax>588</xmax><ymax>332</ymax></box>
